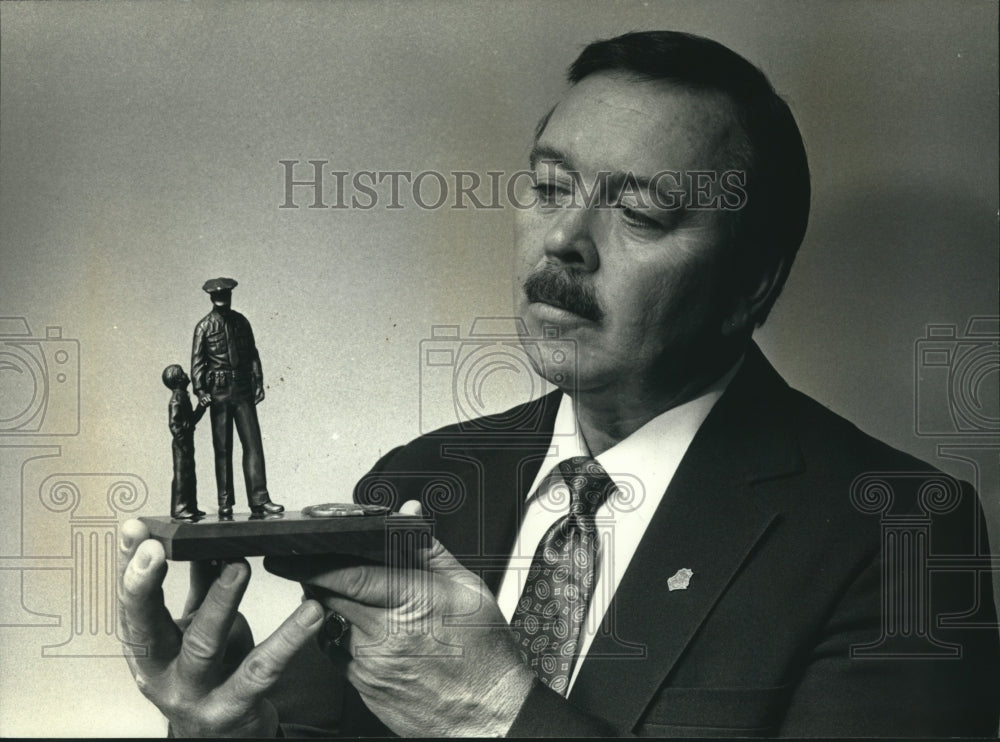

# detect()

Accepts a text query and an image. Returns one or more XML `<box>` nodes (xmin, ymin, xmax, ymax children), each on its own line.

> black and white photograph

<box><xmin>0</xmin><ymin>1</ymin><xmax>997</xmax><ymax>736</ymax></box>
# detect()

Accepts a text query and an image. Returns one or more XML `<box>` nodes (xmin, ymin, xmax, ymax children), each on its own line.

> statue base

<box><xmin>140</xmin><ymin>509</ymin><xmax>401</xmax><ymax>561</ymax></box>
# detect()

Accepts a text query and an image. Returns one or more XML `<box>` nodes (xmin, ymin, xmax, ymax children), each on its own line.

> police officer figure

<box><xmin>191</xmin><ymin>278</ymin><xmax>283</xmax><ymax>516</ymax></box>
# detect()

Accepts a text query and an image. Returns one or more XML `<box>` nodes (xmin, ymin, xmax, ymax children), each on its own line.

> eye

<box><xmin>531</xmin><ymin>180</ymin><xmax>572</xmax><ymax>208</ymax></box>
<box><xmin>619</xmin><ymin>205</ymin><xmax>662</xmax><ymax>231</ymax></box>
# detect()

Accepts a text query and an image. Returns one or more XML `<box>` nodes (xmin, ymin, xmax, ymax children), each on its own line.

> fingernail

<box><xmin>297</xmin><ymin>602</ymin><xmax>323</xmax><ymax>627</ymax></box>
<box><xmin>134</xmin><ymin>550</ymin><xmax>151</xmax><ymax>571</ymax></box>
<box><xmin>219</xmin><ymin>563</ymin><xmax>241</xmax><ymax>586</ymax></box>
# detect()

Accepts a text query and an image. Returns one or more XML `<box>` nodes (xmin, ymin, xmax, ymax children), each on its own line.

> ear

<box><xmin>721</xmin><ymin>255</ymin><xmax>789</xmax><ymax>337</ymax></box>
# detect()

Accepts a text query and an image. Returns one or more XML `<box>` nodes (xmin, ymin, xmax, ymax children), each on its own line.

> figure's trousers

<box><xmin>170</xmin><ymin>436</ymin><xmax>198</xmax><ymax>515</ymax></box>
<box><xmin>209</xmin><ymin>393</ymin><xmax>269</xmax><ymax>508</ymax></box>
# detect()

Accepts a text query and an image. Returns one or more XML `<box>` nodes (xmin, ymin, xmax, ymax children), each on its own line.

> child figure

<box><xmin>162</xmin><ymin>364</ymin><xmax>208</xmax><ymax>520</ymax></box>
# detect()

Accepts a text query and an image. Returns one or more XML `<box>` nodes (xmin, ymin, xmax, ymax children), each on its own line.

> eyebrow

<box><xmin>529</xmin><ymin>143</ymin><xmax>574</xmax><ymax>170</ymax></box>
<box><xmin>529</xmin><ymin>143</ymin><xmax>672</xmax><ymax>197</ymax></box>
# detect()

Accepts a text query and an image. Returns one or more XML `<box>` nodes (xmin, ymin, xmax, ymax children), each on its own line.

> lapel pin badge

<box><xmin>668</xmin><ymin>568</ymin><xmax>694</xmax><ymax>591</ymax></box>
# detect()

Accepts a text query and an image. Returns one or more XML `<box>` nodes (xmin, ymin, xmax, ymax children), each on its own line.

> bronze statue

<box><xmin>162</xmin><ymin>364</ymin><xmax>207</xmax><ymax>520</ymax></box>
<box><xmin>191</xmin><ymin>277</ymin><xmax>283</xmax><ymax>516</ymax></box>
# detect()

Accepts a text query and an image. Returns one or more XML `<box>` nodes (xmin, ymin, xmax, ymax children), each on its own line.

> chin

<box><xmin>540</xmin><ymin>367</ymin><xmax>579</xmax><ymax>397</ymax></box>
<box><xmin>513</xmin><ymin>331</ymin><xmax>579</xmax><ymax>396</ymax></box>
<box><xmin>514</xmin><ymin>299</ymin><xmax>537</xmax><ymax>330</ymax></box>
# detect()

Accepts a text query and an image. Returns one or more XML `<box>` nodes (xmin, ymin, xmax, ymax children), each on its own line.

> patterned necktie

<box><xmin>510</xmin><ymin>456</ymin><xmax>617</xmax><ymax>694</ymax></box>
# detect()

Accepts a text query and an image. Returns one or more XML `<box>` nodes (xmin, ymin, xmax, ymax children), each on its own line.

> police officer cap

<box><xmin>202</xmin><ymin>277</ymin><xmax>238</xmax><ymax>293</ymax></box>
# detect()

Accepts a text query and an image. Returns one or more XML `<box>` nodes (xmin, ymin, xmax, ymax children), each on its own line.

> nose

<box><xmin>542</xmin><ymin>204</ymin><xmax>599</xmax><ymax>272</ymax></box>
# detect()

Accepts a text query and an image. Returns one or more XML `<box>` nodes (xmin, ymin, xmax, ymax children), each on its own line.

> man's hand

<box><xmin>254</xmin><ymin>385</ymin><xmax>265</xmax><ymax>405</ymax></box>
<box><xmin>117</xmin><ymin>519</ymin><xmax>325</xmax><ymax>737</ymax></box>
<box><xmin>198</xmin><ymin>393</ymin><xmax>212</xmax><ymax>407</ymax></box>
<box><xmin>264</xmin><ymin>501</ymin><xmax>535</xmax><ymax>737</ymax></box>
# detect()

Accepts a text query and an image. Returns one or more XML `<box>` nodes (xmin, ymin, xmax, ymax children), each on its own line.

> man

<box><xmin>191</xmin><ymin>278</ymin><xmax>283</xmax><ymax>516</ymax></box>
<box><xmin>119</xmin><ymin>32</ymin><xmax>999</xmax><ymax>736</ymax></box>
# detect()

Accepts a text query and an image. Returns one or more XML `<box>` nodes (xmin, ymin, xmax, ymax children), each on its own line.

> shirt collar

<box><xmin>526</xmin><ymin>357</ymin><xmax>744</xmax><ymax>509</ymax></box>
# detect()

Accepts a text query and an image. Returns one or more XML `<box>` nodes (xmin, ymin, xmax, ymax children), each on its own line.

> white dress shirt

<box><xmin>496</xmin><ymin>361</ymin><xmax>741</xmax><ymax>693</ymax></box>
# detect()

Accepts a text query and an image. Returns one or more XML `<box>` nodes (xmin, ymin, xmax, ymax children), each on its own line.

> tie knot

<box><xmin>558</xmin><ymin>456</ymin><xmax>616</xmax><ymax>516</ymax></box>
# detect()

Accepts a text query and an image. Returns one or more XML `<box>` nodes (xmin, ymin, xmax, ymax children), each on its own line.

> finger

<box><xmin>419</xmin><ymin>538</ymin><xmax>489</xmax><ymax>599</ymax></box>
<box><xmin>118</xmin><ymin>519</ymin><xmax>151</xmax><ymax>637</ymax></box>
<box><xmin>315</xmin><ymin>594</ymin><xmax>395</xmax><ymax>649</ymax></box>
<box><xmin>299</xmin><ymin>585</ymin><xmax>355</xmax><ymax>656</ymax></box>
<box><xmin>175</xmin><ymin>560</ymin><xmax>251</xmax><ymax>688</ymax></box>
<box><xmin>117</xmin><ymin>519</ymin><xmax>150</xmax><ymax>587</ymax></box>
<box><xmin>264</xmin><ymin>553</ymin><xmax>378</xmax><ymax>581</ymax></box>
<box><xmin>120</xmin><ymin>539</ymin><xmax>182</xmax><ymax>670</ymax></box>
<box><xmin>397</xmin><ymin>534</ymin><xmax>493</xmax><ymax>619</ymax></box>
<box><xmin>268</xmin><ymin>537</ymin><xmax>476</xmax><ymax>607</ymax></box>
<box><xmin>419</xmin><ymin>534</ymin><xmax>468</xmax><ymax>574</ymax></box>
<box><xmin>299</xmin><ymin>583</ymin><xmax>380</xmax><ymax>630</ymax></box>
<box><xmin>183</xmin><ymin>560</ymin><xmax>224</xmax><ymax>617</ymax></box>
<box><xmin>224</xmin><ymin>600</ymin><xmax>325</xmax><ymax>705</ymax></box>
<box><xmin>266</xmin><ymin>558</ymin><xmax>397</xmax><ymax>609</ymax></box>
<box><xmin>298</xmin><ymin>585</ymin><xmax>361</xmax><ymax>646</ymax></box>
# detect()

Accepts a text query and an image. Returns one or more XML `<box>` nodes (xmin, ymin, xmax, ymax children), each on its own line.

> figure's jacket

<box><xmin>167</xmin><ymin>389</ymin><xmax>202</xmax><ymax>440</ymax></box>
<box><xmin>190</xmin><ymin>308</ymin><xmax>262</xmax><ymax>398</ymax></box>
<box><xmin>270</xmin><ymin>344</ymin><xmax>1000</xmax><ymax>737</ymax></box>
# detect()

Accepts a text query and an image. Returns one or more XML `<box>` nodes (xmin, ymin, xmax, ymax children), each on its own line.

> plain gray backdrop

<box><xmin>0</xmin><ymin>1</ymin><xmax>997</xmax><ymax>735</ymax></box>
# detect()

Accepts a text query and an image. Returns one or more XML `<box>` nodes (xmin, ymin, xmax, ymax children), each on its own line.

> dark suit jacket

<box><xmin>275</xmin><ymin>345</ymin><xmax>1000</xmax><ymax>736</ymax></box>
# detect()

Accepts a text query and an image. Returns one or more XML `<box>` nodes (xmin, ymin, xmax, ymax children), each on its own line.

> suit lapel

<box><xmin>570</xmin><ymin>346</ymin><xmax>803</xmax><ymax>730</ymax></box>
<box><xmin>437</xmin><ymin>391</ymin><xmax>562</xmax><ymax>594</ymax></box>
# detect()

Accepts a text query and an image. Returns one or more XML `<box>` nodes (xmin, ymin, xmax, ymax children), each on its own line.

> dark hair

<box><xmin>563</xmin><ymin>30</ymin><xmax>810</xmax><ymax>325</ymax></box>
<box><xmin>162</xmin><ymin>363</ymin><xmax>185</xmax><ymax>389</ymax></box>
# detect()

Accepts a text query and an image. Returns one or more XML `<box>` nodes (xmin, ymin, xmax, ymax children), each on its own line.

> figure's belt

<box><xmin>210</xmin><ymin>369</ymin><xmax>247</xmax><ymax>383</ymax></box>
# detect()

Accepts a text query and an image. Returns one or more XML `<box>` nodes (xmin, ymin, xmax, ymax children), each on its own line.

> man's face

<box><xmin>514</xmin><ymin>72</ymin><xmax>743</xmax><ymax>399</ymax></box>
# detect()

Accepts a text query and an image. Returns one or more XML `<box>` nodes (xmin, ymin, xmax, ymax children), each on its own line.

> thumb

<box><xmin>397</xmin><ymin>500</ymin><xmax>479</xmax><ymax>586</ymax></box>
<box><xmin>419</xmin><ymin>534</ymin><xmax>469</xmax><ymax>577</ymax></box>
<box><xmin>398</xmin><ymin>498</ymin><xmax>424</xmax><ymax>516</ymax></box>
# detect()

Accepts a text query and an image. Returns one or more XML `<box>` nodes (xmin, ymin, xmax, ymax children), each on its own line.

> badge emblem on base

<box><xmin>301</xmin><ymin>502</ymin><xmax>391</xmax><ymax>518</ymax></box>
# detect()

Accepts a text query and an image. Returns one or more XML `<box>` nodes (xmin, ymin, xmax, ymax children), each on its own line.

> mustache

<box><xmin>523</xmin><ymin>267</ymin><xmax>604</xmax><ymax>322</ymax></box>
